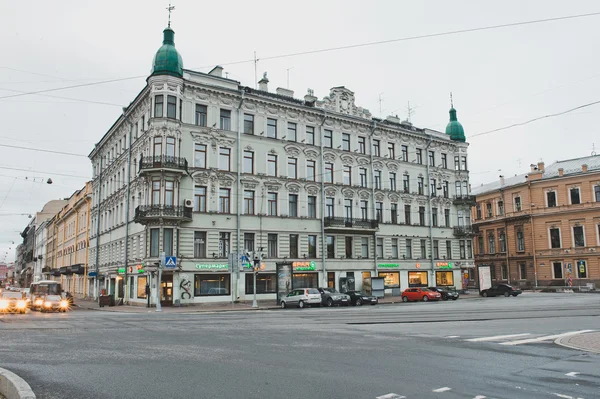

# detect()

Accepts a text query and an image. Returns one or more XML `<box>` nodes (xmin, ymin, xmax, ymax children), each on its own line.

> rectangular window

<box><xmin>553</xmin><ymin>262</ymin><xmax>563</xmax><ymax>279</ymax></box>
<box><xmin>488</xmin><ymin>234</ymin><xmax>496</xmax><ymax>254</ymax></box>
<box><xmin>153</xmin><ymin>136</ymin><xmax>162</xmax><ymax>157</ymax></box>
<box><xmin>152</xmin><ymin>180</ymin><xmax>161</xmax><ymax>205</ymax></box>
<box><xmin>243</xmin><ymin>114</ymin><xmax>254</xmax><ymax>134</ymax></box>
<box><xmin>289</xmin><ymin>234</ymin><xmax>299</xmax><ymax>258</ymax></box>
<box><xmin>373</xmin><ymin>140</ymin><xmax>380</xmax><ymax>157</ymax></box>
<box><xmin>404</xmin><ymin>205</ymin><xmax>411</xmax><ymax>225</ymax></box>
<box><xmin>376</xmin><ymin>202</ymin><xmax>383</xmax><ymax>222</ymax></box>
<box><xmin>308</xmin><ymin>196</ymin><xmax>317</xmax><ymax>218</ymax></box>
<box><xmin>454</xmin><ymin>156</ymin><xmax>460</xmax><ymax>171</ymax></box>
<box><xmin>515</xmin><ymin>196</ymin><xmax>522</xmax><ymax>211</ymax></box>
<box><xmin>490</xmin><ymin>265</ymin><xmax>496</xmax><ymax>280</ymax></box>
<box><xmin>418</xmin><ymin>177</ymin><xmax>424</xmax><ymax>195</ymax></box>
<box><xmin>194</xmin><ymin>186</ymin><xmax>207</xmax><ymax>212</ymax></box>
<box><xmin>150</xmin><ymin>228</ymin><xmax>159</xmax><ymax>257</ymax></box>
<box><xmin>345</xmin><ymin>236</ymin><xmax>353</xmax><ymax>259</ymax></box>
<box><xmin>268</xmin><ymin>234</ymin><xmax>278</xmax><ymax>258</ymax></box>
<box><xmin>388</xmin><ymin>143</ymin><xmax>395</xmax><ymax>159</ymax></box>
<box><xmin>358</xmin><ymin>137</ymin><xmax>366</xmax><ymax>154</ymax></box>
<box><xmin>420</xmin><ymin>239</ymin><xmax>427</xmax><ymax>259</ymax></box>
<box><xmin>219</xmin><ymin>188</ymin><xmax>231</xmax><ymax>213</ymax></box>
<box><xmin>244</xmin><ymin>190</ymin><xmax>255</xmax><ymax>215</ymax></box>
<box><xmin>194</xmin><ymin>144</ymin><xmax>207</xmax><ymax>168</ymax></box>
<box><xmin>401</xmin><ymin>145</ymin><xmax>408</xmax><ymax>162</ymax></box>
<box><xmin>244</xmin><ymin>233</ymin><xmax>255</xmax><ymax>253</ymax></box>
<box><xmin>433</xmin><ymin>240</ymin><xmax>439</xmax><ymax>259</ymax></box>
<box><xmin>379</xmin><ymin>271</ymin><xmax>399</xmax><ymax>288</ymax></box>
<box><xmin>343</xmin><ymin>166</ymin><xmax>352</xmax><ymax>185</ymax></box>
<box><xmin>459</xmin><ymin>240</ymin><xmax>466</xmax><ymax>259</ymax></box>
<box><xmin>195</xmin><ymin>104</ymin><xmax>207</xmax><ymax>126</ymax></box>
<box><xmin>137</xmin><ymin>276</ymin><xmax>147</xmax><ymax>299</ymax></box>
<box><xmin>306</xmin><ymin>126</ymin><xmax>315</xmax><ymax>145</ymax></box>
<box><xmin>446</xmin><ymin>240</ymin><xmax>452</xmax><ymax>259</ymax></box>
<box><xmin>405</xmin><ymin>239</ymin><xmax>412</xmax><ymax>259</ymax></box>
<box><xmin>268</xmin><ymin>192</ymin><xmax>278</xmax><ymax>216</ymax></box>
<box><xmin>361</xmin><ymin>237</ymin><xmax>369</xmax><ymax>258</ymax></box>
<box><xmin>419</xmin><ymin>206</ymin><xmax>425</xmax><ymax>226</ymax></box>
<box><xmin>359</xmin><ymin>168</ymin><xmax>367</xmax><ymax>187</ymax></box>
<box><xmin>403</xmin><ymin>174</ymin><xmax>409</xmax><ymax>193</ymax></box>
<box><xmin>570</xmin><ymin>188</ymin><xmax>581</xmax><ymax>205</ymax></box>
<box><xmin>219</xmin><ymin>147</ymin><xmax>231</xmax><ymax>171</ymax></box>
<box><xmin>441</xmin><ymin>153</ymin><xmax>447</xmax><ymax>168</ymax></box>
<box><xmin>478</xmin><ymin>236</ymin><xmax>484</xmax><ymax>254</ymax></box>
<box><xmin>288</xmin><ymin>158</ymin><xmax>298</xmax><ymax>179</ymax></box>
<box><xmin>219</xmin><ymin>232</ymin><xmax>230</xmax><ymax>257</ymax></box>
<box><xmin>595</xmin><ymin>186</ymin><xmax>600</xmax><ymax>202</ymax></box>
<box><xmin>428</xmin><ymin>151</ymin><xmax>435</xmax><ymax>166</ymax></box>
<box><xmin>306</xmin><ymin>160</ymin><xmax>316</xmax><ymax>181</ymax></box>
<box><xmin>266</xmin><ymin>118</ymin><xmax>277</xmax><ymax>138</ymax></box>
<box><xmin>166</xmin><ymin>95</ymin><xmax>177</xmax><ymax>119</ymax></box>
<box><xmin>476</xmin><ymin>205</ymin><xmax>482</xmax><ymax>220</ymax></box>
<box><xmin>498</xmin><ymin>200</ymin><xmax>504</xmax><ymax>215</ymax></box>
<box><xmin>573</xmin><ymin>226</ymin><xmax>585</xmax><ymax>247</ymax></box>
<box><xmin>519</xmin><ymin>263</ymin><xmax>527</xmax><ymax>279</ymax></box>
<box><xmin>194</xmin><ymin>274</ymin><xmax>230</xmax><ymax>296</ymax></box>
<box><xmin>374</xmin><ymin>171</ymin><xmax>382</xmax><ymax>189</ymax></box>
<box><xmin>154</xmin><ymin>95</ymin><xmax>163</xmax><ymax>117</ymax></box>
<box><xmin>499</xmin><ymin>233</ymin><xmax>507</xmax><ymax>252</ymax></box>
<box><xmin>267</xmin><ymin>154</ymin><xmax>277</xmax><ymax>176</ymax></box>
<box><xmin>547</xmin><ymin>191</ymin><xmax>557</xmax><ymax>207</ymax></box>
<box><xmin>342</xmin><ymin>133</ymin><xmax>351</xmax><ymax>151</ymax></box>
<box><xmin>220</xmin><ymin>109</ymin><xmax>231</xmax><ymax>130</ymax></box>
<box><xmin>326</xmin><ymin>197</ymin><xmax>334</xmax><ymax>218</ymax></box>
<box><xmin>486</xmin><ymin>203</ymin><xmax>492</xmax><ymax>218</ymax></box>
<box><xmin>323</xmin><ymin>129</ymin><xmax>333</xmax><ymax>148</ymax></box>
<box><xmin>517</xmin><ymin>230</ymin><xmax>525</xmax><ymax>251</ymax></box>
<box><xmin>550</xmin><ymin>228</ymin><xmax>561</xmax><ymax>248</ymax></box>
<box><xmin>391</xmin><ymin>203</ymin><xmax>398</xmax><ymax>224</ymax></box>
<box><xmin>325</xmin><ymin>162</ymin><xmax>333</xmax><ymax>183</ymax></box>
<box><xmin>360</xmin><ymin>200</ymin><xmax>368</xmax><ymax>220</ymax></box>
<box><xmin>461</xmin><ymin>156</ymin><xmax>467</xmax><ymax>171</ymax></box>
<box><xmin>391</xmin><ymin>238</ymin><xmax>399</xmax><ymax>259</ymax></box>
<box><xmin>194</xmin><ymin>231</ymin><xmax>206</xmax><ymax>258</ymax></box>
<box><xmin>287</xmin><ymin>122</ymin><xmax>297</xmax><ymax>141</ymax></box>
<box><xmin>376</xmin><ymin>237</ymin><xmax>384</xmax><ymax>259</ymax></box>
<box><xmin>344</xmin><ymin>199</ymin><xmax>352</xmax><ymax>220</ymax></box>
<box><xmin>444</xmin><ymin>209</ymin><xmax>450</xmax><ymax>227</ymax></box>
<box><xmin>327</xmin><ymin>236</ymin><xmax>335</xmax><ymax>259</ymax></box>
<box><xmin>501</xmin><ymin>264</ymin><xmax>508</xmax><ymax>280</ymax></box>
<box><xmin>164</xmin><ymin>181</ymin><xmax>174</xmax><ymax>206</ymax></box>
<box><xmin>245</xmin><ymin>273</ymin><xmax>277</xmax><ymax>294</ymax></box>
<box><xmin>436</xmin><ymin>271</ymin><xmax>453</xmax><ymax>286</ymax></box>
<box><xmin>409</xmin><ymin>271</ymin><xmax>428</xmax><ymax>287</ymax></box>
<box><xmin>416</xmin><ymin>149</ymin><xmax>422</xmax><ymax>164</ymax></box>
<box><xmin>289</xmin><ymin>194</ymin><xmax>298</xmax><ymax>217</ymax></box>
<box><xmin>243</xmin><ymin>151</ymin><xmax>254</xmax><ymax>174</ymax></box>
<box><xmin>308</xmin><ymin>235</ymin><xmax>317</xmax><ymax>258</ymax></box>
<box><xmin>432</xmin><ymin>207</ymin><xmax>438</xmax><ymax>227</ymax></box>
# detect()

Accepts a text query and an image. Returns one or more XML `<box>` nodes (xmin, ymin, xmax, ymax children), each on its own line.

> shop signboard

<box><xmin>194</xmin><ymin>264</ymin><xmax>229</xmax><ymax>270</ymax></box>
<box><xmin>478</xmin><ymin>265</ymin><xmax>492</xmax><ymax>292</ymax></box>
<box><xmin>378</xmin><ymin>263</ymin><xmax>399</xmax><ymax>268</ymax></box>
<box><xmin>436</xmin><ymin>262</ymin><xmax>453</xmax><ymax>269</ymax></box>
<box><xmin>292</xmin><ymin>261</ymin><xmax>316</xmax><ymax>271</ymax></box>
<box><xmin>276</xmin><ymin>262</ymin><xmax>293</xmax><ymax>305</ymax></box>
<box><xmin>117</xmin><ymin>268</ymin><xmax>126</xmax><ymax>274</ymax></box>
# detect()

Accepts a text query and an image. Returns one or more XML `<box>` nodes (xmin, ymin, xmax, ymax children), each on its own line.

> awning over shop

<box><xmin>51</xmin><ymin>269</ymin><xmax>61</xmax><ymax>276</ymax></box>
<box><xmin>41</xmin><ymin>266</ymin><xmax>52</xmax><ymax>273</ymax></box>
<box><xmin>59</xmin><ymin>266</ymin><xmax>71</xmax><ymax>275</ymax></box>
<box><xmin>69</xmin><ymin>264</ymin><xmax>85</xmax><ymax>275</ymax></box>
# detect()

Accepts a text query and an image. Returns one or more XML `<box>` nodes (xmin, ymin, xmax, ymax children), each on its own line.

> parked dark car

<box><xmin>346</xmin><ymin>290</ymin><xmax>378</xmax><ymax>306</ymax></box>
<box><xmin>428</xmin><ymin>287</ymin><xmax>459</xmax><ymax>301</ymax></box>
<box><xmin>317</xmin><ymin>288</ymin><xmax>350</xmax><ymax>307</ymax></box>
<box><xmin>480</xmin><ymin>284</ymin><xmax>522</xmax><ymax>297</ymax></box>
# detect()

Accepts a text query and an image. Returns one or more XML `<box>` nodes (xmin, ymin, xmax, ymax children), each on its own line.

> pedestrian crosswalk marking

<box><xmin>459</xmin><ymin>330</ymin><xmax>594</xmax><ymax>346</ymax></box>
<box><xmin>465</xmin><ymin>333</ymin><xmax>531</xmax><ymax>342</ymax></box>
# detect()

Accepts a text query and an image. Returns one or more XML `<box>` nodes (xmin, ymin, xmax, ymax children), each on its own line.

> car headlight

<box><xmin>60</xmin><ymin>300</ymin><xmax>68</xmax><ymax>308</ymax></box>
<box><xmin>35</xmin><ymin>299</ymin><xmax>44</xmax><ymax>306</ymax></box>
<box><xmin>17</xmin><ymin>300</ymin><xmax>26</xmax><ymax>309</ymax></box>
<box><xmin>44</xmin><ymin>302</ymin><xmax>52</xmax><ymax>307</ymax></box>
<box><xmin>0</xmin><ymin>300</ymin><xmax>8</xmax><ymax>309</ymax></box>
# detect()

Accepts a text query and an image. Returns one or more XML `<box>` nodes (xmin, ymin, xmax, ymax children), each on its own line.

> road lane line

<box><xmin>465</xmin><ymin>333</ymin><xmax>531</xmax><ymax>342</ymax></box>
<box><xmin>500</xmin><ymin>330</ymin><xmax>594</xmax><ymax>346</ymax></box>
<box><xmin>376</xmin><ymin>394</ymin><xmax>406</xmax><ymax>399</ymax></box>
<box><xmin>446</xmin><ymin>335</ymin><xmax>460</xmax><ymax>338</ymax></box>
<box><xmin>565</xmin><ymin>372</ymin><xmax>580</xmax><ymax>377</ymax></box>
<box><xmin>432</xmin><ymin>387</ymin><xmax>452</xmax><ymax>392</ymax></box>
<box><xmin>473</xmin><ymin>396</ymin><xmax>486</xmax><ymax>399</ymax></box>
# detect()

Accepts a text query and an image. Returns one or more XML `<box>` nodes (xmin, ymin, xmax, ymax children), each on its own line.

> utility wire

<box><xmin>0</xmin><ymin>87</ymin><xmax>125</xmax><ymax>107</ymax></box>
<box><xmin>0</xmin><ymin>166</ymin><xmax>89</xmax><ymax>179</ymax></box>
<box><xmin>0</xmin><ymin>143</ymin><xmax>88</xmax><ymax>157</ymax></box>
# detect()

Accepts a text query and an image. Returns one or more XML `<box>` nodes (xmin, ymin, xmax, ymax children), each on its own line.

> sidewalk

<box><xmin>75</xmin><ymin>292</ymin><xmax>484</xmax><ymax>314</ymax></box>
<box><xmin>557</xmin><ymin>332</ymin><xmax>600</xmax><ymax>354</ymax></box>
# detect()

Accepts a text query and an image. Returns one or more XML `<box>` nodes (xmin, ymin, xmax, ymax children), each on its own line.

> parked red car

<box><xmin>401</xmin><ymin>287</ymin><xmax>442</xmax><ymax>302</ymax></box>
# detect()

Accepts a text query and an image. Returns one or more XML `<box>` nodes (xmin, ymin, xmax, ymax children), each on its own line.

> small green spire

<box><xmin>445</xmin><ymin>93</ymin><xmax>465</xmax><ymax>142</ymax></box>
<box><xmin>151</xmin><ymin>26</ymin><xmax>183</xmax><ymax>78</ymax></box>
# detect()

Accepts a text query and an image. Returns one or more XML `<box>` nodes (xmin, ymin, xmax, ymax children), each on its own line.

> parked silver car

<box><xmin>280</xmin><ymin>288</ymin><xmax>322</xmax><ymax>309</ymax></box>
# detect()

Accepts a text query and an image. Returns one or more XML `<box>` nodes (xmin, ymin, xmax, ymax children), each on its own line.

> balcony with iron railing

<box><xmin>134</xmin><ymin>205</ymin><xmax>193</xmax><ymax>224</ymax></box>
<box><xmin>453</xmin><ymin>225</ymin><xmax>477</xmax><ymax>237</ymax></box>
<box><xmin>453</xmin><ymin>195</ymin><xmax>477</xmax><ymax>206</ymax></box>
<box><xmin>324</xmin><ymin>217</ymin><xmax>379</xmax><ymax>230</ymax></box>
<box><xmin>139</xmin><ymin>155</ymin><xmax>188</xmax><ymax>173</ymax></box>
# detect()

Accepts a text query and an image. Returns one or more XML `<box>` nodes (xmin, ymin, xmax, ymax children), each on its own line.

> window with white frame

<box><xmin>552</xmin><ymin>262</ymin><xmax>563</xmax><ymax>279</ymax></box>
<box><xmin>546</xmin><ymin>190</ymin><xmax>557</xmax><ymax>207</ymax></box>
<box><xmin>549</xmin><ymin>228</ymin><xmax>561</xmax><ymax>249</ymax></box>
<box><xmin>573</xmin><ymin>225</ymin><xmax>585</xmax><ymax>247</ymax></box>
<box><xmin>570</xmin><ymin>187</ymin><xmax>581</xmax><ymax>205</ymax></box>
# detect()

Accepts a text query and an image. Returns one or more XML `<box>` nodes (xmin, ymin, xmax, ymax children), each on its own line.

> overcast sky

<box><xmin>1</xmin><ymin>0</ymin><xmax>598</xmax><ymax>263</ymax></box>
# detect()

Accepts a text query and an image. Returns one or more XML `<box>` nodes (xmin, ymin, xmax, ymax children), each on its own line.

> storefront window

<box><xmin>245</xmin><ymin>273</ymin><xmax>277</xmax><ymax>294</ymax></box>
<box><xmin>292</xmin><ymin>273</ymin><xmax>318</xmax><ymax>288</ymax></box>
<box><xmin>194</xmin><ymin>274</ymin><xmax>230</xmax><ymax>296</ymax></box>
<box><xmin>408</xmin><ymin>271</ymin><xmax>428</xmax><ymax>287</ymax></box>
<box><xmin>137</xmin><ymin>276</ymin><xmax>147</xmax><ymax>299</ymax></box>
<box><xmin>378</xmin><ymin>272</ymin><xmax>399</xmax><ymax>288</ymax></box>
<box><xmin>436</xmin><ymin>271</ymin><xmax>454</xmax><ymax>286</ymax></box>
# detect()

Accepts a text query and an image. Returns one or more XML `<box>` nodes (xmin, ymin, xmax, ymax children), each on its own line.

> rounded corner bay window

<box><xmin>194</xmin><ymin>274</ymin><xmax>230</xmax><ymax>296</ymax></box>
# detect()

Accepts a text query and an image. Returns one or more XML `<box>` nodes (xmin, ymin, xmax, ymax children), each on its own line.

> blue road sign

<box><xmin>164</xmin><ymin>256</ymin><xmax>177</xmax><ymax>269</ymax></box>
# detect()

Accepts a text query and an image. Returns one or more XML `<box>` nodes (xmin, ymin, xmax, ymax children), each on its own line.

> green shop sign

<box><xmin>195</xmin><ymin>264</ymin><xmax>229</xmax><ymax>270</ymax></box>
<box><xmin>378</xmin><ymin>264</ymin><xmax>399</xmax><ymax>268</ymax></box>
<box><xmin>436</xmin><ymin>262</ymin><xmax>454</xmax><ymax>269</ymax></box>
<box><xmin>117</xmin><ymin>268</ymin><xmax>126</xmax><ymax>274</ymax></box>
<box><xmin>292</xmin><ymin>261</ymin><xmax>316</xmax><ymax>271</ymax></box>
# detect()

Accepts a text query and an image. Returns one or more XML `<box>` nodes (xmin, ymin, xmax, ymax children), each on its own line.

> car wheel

<box><xmin>280</xmin><ymin>301</ymin><xmax>286</xmax><ymax>309</ymax></box>
<box><xmin>327</xmin><ymin>298</ymin><xmax>334</xmax><ymax>307</ymax></box>
<box><xmin>356</xmin><ymin>298</ymin><xmax>363</xmax><ymax>306</ymax></box>
<box><xmin>504</xmin><ymin>292</ymin><xmax>510</xmax><ymax>297</ymax></box>
<box><xmin>298</xmin><ymin>300</ymin><xmax>305</xmax><ymax>309</ymax></box>
<box><xmin>442</xmin><ymin>296</ymin><xmax>448</xmax><ymax>301</ymax></box>
<box><xmin>402</xmin><ymin>296</ymin><xmax>408</xmax><ymax>302</ymax></box>
<box><xmin>422</xmin><ymin>296</ymin><xmax>429</xmax><ymax>302</ymax></box>
<box><xmin>482</xmin><ymin>291</ymin><xmax>488</xmax><ymax>297</ymax></box>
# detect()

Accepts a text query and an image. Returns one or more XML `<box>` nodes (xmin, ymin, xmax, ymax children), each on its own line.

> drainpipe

<box><xmin>528</xmin><ymin>181</ymin><xmax>537</xmax><ymax>289</ymax></box>
<box><xmin>369</xmin><ymin>121</ymin><xmax>378</xmax><ymax>277</ymax></box>
<box><xmin>94</xmin><ymin>156</ymin><xmax>103</xmax><ymax>300</ymax></box>
<box><xmin>235</xmin><ymin>90</ymin><xmax>245</xmax><ymax>303</ymax></box>
<box><xmin>122</xmin><ymin>110</ymin><xmax>134</xmax><ymax>304</ymax></box>
<box><xmin>319</xmin><ymin>110</ymin><xmax>327</xmax><ymax>287</ymax></box>
<box><xmin>425</xmin><ymin>134</ymin><xmax>435</xmax><ymax>285</ymax></box>
<box><xmin>501</xmin><ymin>189</ymin><xmax>510</xmax><ymax>285</ymax></box>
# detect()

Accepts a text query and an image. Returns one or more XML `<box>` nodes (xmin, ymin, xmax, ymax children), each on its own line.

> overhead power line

<box><xmin>0</xmin><ymin>166</ymin><xmax>89</xmax><ymax>179</ymax></box>
<box><xmin>471</xmin><ymin>99</ymin><xmax>600</xmax><ymax>138</ymax></box>
<box><xmin>0</xmin><ymin>143</ymin><xmax>88</xmax><ymax>157</ymax></box>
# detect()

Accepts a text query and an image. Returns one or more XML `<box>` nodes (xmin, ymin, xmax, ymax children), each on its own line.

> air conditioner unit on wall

<box><xmin>184</xmin><ymin>199</ymin><xmax>193</xmax><ymax>208</ymax></box>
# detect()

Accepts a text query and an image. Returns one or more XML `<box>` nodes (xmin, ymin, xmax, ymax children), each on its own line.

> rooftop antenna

<box><xmin>166</xmin><ymin>3</ymin><xmax>175</xmax><ymax>28</ymax></box>
<box><xmin>406</xmin><ymin>101</ymin><xmax>417</xmax><ymax>122</ymax></box>
<box><xmin>378</xmin><ymin>93</ymin><xmax>384</xmax><ymax>116</ymax></box>
<box><xmin>254</xmin><ymin>51</ymin><xmax>259</xmax><ymax>90</ymax></box>
<box><xmin>592</xmin><ymin>143</ymin><xmax>597</xmax><ymax>156</ymax></box>
<box><xmin>516</xmin><ymin>158</ymin><xmax>522</xmax><ymax>169</ymax></box>
<box><xmin>286</xmin><ymin>67</ymin><xmax>294</xmax><ymax>89</ymax></box>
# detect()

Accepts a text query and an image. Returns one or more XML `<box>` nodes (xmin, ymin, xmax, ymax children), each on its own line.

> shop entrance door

<box><xmin>161</xmin><ymin>274</ymin><xmax>173</xmax><ymax>306</ymax></box>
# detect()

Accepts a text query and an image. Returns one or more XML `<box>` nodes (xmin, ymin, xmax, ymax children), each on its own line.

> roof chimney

<box><xmin>499</xmin><ymin>175</ymin><xmax>505</xmax><ymax>186</ymax></box>
<box><xmin>582</xmin><ymin>164</ymin><xmax>588</xmax><ymax>172</ymax></box>
<box><xmin>537</xmin><ymin>161</ymin><xmax>545</xmax><ymax>172</ymax></box>
<box><xmin>258</xmin><ymin>72</ymin><xmax>269</xmax><ymax>92</ymax></box>
<box><xmin>208</xmin><ymin>66</ymin><xmax>223</xmax><ymax>77</ymax></box>
<box><xmin>558</xmin><ymin>168</ymin><xmax>564</xmax><ymax>177</ymax></box>
<box><xmin>276</xmin><ymin>87</ymin><xmax>294</xmax><ymax>98</ymax></box>
<box><xmin>304</xmin><ymin>88</ymin><xmax>317</xmax><ymax>104</ymax></box>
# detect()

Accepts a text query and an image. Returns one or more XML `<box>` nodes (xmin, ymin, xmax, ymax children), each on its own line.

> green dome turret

<box><xmin>445</xmin><ymin>106</ymin><xmax>466</xmax><ymax>142</ymax></box>
<box><xmin>151</xmin><ymin>27</ymin><xmax>183</xmax><ymax>78</ymax></box>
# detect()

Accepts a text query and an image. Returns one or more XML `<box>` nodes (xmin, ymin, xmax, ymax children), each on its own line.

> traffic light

<box><xmin>253</xmin><ymin>259</ymin><xmax>260</xmax><ymax>274</ymax></box>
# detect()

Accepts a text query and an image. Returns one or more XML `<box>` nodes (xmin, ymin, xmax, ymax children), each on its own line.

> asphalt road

<box><xmin>1</xmin><ymin>293</ymin><xmax>599</xmax><ymax>399</ymax></box>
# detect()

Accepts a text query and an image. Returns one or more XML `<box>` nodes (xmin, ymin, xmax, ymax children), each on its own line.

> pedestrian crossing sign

<box><xmin>164</xmin><ymin>256</ymin><xmax>177</xmax><ymax>269</ymax></box>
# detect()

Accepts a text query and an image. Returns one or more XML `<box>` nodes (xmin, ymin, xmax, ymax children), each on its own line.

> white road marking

<box><xmin>432</xmin><ymin>387</ymin><xmax>452</xmax><ymax>393</ymax></box>
<box><xmin>473</xmin><ymin>396</ymin><xmax>487</xmax><ymax>399</ymax></box>
<box><xmin>500</xmin><ymin>330</ymin><xmax>594</xmax><ymax>346</ymax></box>
<box><xmin>552</xmin><ymin>393</ymin><xmax>584</xmax><ymax>399</ymax></box>
<box><xmin>446</xmin><ymin>335</ymin><xmax>460</xmax><ymax>338</ymax></box>
<box><xmin>376</xmin><ymin>394</ymin><xmax>405</xmax><ymax>399</ymax></box>
<box><xmin>565</xmin><ymin>372</ymin><xmax>580</xmax><ymax>377</ymax></box>
<box><xmin>465</xmin><ymin>333</ymin><xmax>531</xmax><ymax>342</ymax></box>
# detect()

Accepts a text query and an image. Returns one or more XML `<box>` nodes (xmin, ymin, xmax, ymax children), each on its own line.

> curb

<box><xmin>0</xmin><ymin>368</ymin><xmax>36</xmax><ymax>399</ymax></box>
<box><xmin>555</xmin><ymin>334</ymin><xmax>600</xmax><ymax>354</ymax></box>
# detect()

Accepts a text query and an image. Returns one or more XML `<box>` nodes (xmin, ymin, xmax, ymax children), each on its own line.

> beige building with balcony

<box><xmin>471</xmin><ymin>156</ymin><xmax>600</xmax><ymax>289</ymax></box>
